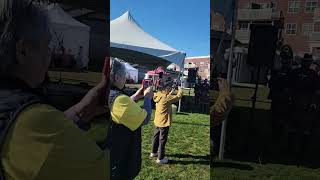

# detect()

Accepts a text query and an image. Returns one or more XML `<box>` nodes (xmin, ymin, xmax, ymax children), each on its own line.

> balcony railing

<box><xmin>236</xmin><ymin>30</ymin><xmax>250</xmax><ymax>44</ymax></box>
<box><xmin>309</xmin><ymin>32</ymin><xmax>320</xmax><ymax>41</ymax></box>
<box><xmin>313</xmin><ymin>8</ymin><xmax>320</xmax><ymax>21</ymax></box>
<box><xmin>238</xmin><ymin>9</ymin><xmax>280</xmax><ymax>20</ymax></box>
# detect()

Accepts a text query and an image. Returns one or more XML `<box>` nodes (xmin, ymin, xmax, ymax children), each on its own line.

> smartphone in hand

<box><xmin>103</xmin><ymin>57</ymin><xmax>110</xmax><ymax>80</ymax></box>
<box><xmin>143</xmin><ymin>80</ymin><xmax>150</xmax><ymax>89</ymax></box>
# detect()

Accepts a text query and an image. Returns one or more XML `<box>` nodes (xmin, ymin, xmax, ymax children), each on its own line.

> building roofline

<box><xmin>185</xmin><ymin>55</ymin><xmax>210</xmax><ymax>59</ymax></box>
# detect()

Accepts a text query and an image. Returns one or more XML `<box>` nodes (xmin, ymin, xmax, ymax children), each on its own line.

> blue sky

<box><xmin>110</xmin><ymin>0</ymin><xmax>210</xmax><ymax>57</ymax></box>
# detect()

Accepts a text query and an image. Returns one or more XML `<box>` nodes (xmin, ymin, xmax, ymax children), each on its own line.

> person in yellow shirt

<box><xmin>0</xmin><ymin>1</ymin><xmax>109</xmax><ymax>179</ymax></box>
<box><xmin>107</xmin><ymin>58</ymin><xmax>154</xmax><ymax>179</ymax></box>
<box><xmin>210</xmin><ymin>78</ymin><xmax>233</xmax><ymax>163</ymax></box>
<box><xmin>150</xmin><ymin>80</ymin><xmax>183</xmax><ymax>164</ymax></box>
<box><xmin>210</xmin><ymin>79</ymin><xmax>232</xmax><ymax>126</ymax></box>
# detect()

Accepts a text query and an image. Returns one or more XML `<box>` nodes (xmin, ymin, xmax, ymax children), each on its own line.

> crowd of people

<box><xmin>194</xmin><ymin>77</ymin><xmax>210</xmax><ymax>112</ymax></box>
<box><xmin>268</xmin><ymin>50</ymin><xmax>320</xmax><ymax>156</ymax></box>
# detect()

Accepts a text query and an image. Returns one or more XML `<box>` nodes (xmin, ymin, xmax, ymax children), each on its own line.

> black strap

<box><xmin>96</xmin><ymin>114</ymin><xmax>113</xmax><ymax>150</ymax></box>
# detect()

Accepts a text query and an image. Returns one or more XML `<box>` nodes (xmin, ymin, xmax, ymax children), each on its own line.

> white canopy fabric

<box><xmin>125</xmin><ymin>63</ymin><xmax>139</xmax><ymax>83</ymax></box>
<box><xmin>47</xmin><ymin>4</ymin><xmax>90</xmax><ymax>67</ymax></box>
<box><xmin>110</xmin><ymin>11</ymin><xmax>186</xmax><ymax>69</ymax></box>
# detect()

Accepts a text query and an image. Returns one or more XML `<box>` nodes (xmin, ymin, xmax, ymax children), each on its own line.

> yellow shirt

<box><xmin>110</xmin><ymin>94</ymin><xmax>147</xmax><ymax>131</ymax></box>
<box><xmin>2</xmin><ymin>103</ymin><xmax>108</xmax><ymax>180</ymax></box>
<box><xmin>210</xmin><ymin>91</ymin><xmax>232</xmax><ymax>127</ymax></box>
<box><xmin>153</xmin><ymin>89</ymin><xmax>183</xmax><ymax>127</ymax></box>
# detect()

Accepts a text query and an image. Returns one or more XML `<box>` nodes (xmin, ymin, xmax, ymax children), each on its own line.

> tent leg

<box><xmin>219</xmin><ymin>0</ymin><xmax>238</xmax><ymax>160</ymax></box>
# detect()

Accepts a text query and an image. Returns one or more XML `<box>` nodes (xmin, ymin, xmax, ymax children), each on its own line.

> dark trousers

<box><xmin>151</xmin><ymin>126</ymin><xmax>170</xmax><ymax>160</ymax></box>
<box><xmin>108</xmin><ymin>123</ymin><xmax>142</xmax><ymax>180</ymax></box>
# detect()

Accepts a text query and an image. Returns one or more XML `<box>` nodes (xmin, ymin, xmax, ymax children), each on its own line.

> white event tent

<box><xmin>125</xmin><ymin>63</ymin><xmax>139</xmax><ymax>83</ymax></box>
<box><xmin>47</xmin><ymin>4</ymin><xmax>91</xmax><ymax>67</ymax></box>
<box><xmin>110</xmin><ymin>11</ymin><xmax>186</xmax><ymax>69</ymax></box>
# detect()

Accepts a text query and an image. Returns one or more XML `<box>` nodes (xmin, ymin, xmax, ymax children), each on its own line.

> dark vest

<box><xmin>106</xmin><ymin>88</ymin><xmax>142</xmax><ymax>180</ymax></box>
<box><xmin>0</xmin><ymin>86</ymin><xmax>44</xmax><ymax>180</ymax></box>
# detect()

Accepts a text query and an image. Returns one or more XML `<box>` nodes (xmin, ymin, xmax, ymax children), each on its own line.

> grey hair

<box><xmin>0</xmin><ymin>0</ymin><xmax>51</xmax><ymax>76</ymax></box>
<box><xmin>110</xmin><ymin>58</ymin><xmax>126</xmax><ymax>86</ymax></box>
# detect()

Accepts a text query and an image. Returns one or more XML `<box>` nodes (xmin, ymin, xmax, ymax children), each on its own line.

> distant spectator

<box><xmin>199</xmin><ymin>79</ymin><xmax>210</xmax><ymax>112</ymax></box>
<box><xmin>76</xmin><ymin>46</ymin><xmax>84</xmax><ymax>70</ymax></box>
<box><xmin>194</xmin><ymin>77</ymin><xmax>202</xmax><ymax>105</ymax></box>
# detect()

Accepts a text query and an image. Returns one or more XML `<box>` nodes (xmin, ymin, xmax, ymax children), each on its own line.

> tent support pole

<box><xmin>177</xmin><ymin>57</ymin><xmax>185</xmax><ymax>113</ymax></box>
<box><xmin>219</xmin><ymin>0</ymin><xmax>238</xmax><ymax>161</ymax></box>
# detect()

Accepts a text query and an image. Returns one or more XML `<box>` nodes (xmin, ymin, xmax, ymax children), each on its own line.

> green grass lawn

<box><xmin>211</xmin><ymin>85</ymin><xmax>320</xmax><ymax>179</ymax></box>
<box><xmin>212</xmin><ymin>160</ymin><xmax>320</xmax><ymax>180</ymax></box>
<box><xmin>48</xmin><ymin>71</ymin><xmax>196</xmax><ymax>96</ymax></box>
<box><xmin>48</xmin><ymin>71</ymin><xmax>320</xmax><ymax>179</ymax></box>
<box><xmin>89</xmin><ymin>102</ymin><xmax>210</xmax><ymax>179</ymax></box>
<box><xmin>48</xmin><ymin>71</ymin><xmax>102</xmax><ymax>86</ymax></box>
<box><xmin>136</xmin><ymin>112</ymin><xmax>210</xmax><ymax>180</ymax></box>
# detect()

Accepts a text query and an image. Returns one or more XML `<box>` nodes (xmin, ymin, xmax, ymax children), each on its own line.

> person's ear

<box><xmin>115</xmin><ymin>73</ymin><xmax>123</xmax><ymax>82</ymax></box>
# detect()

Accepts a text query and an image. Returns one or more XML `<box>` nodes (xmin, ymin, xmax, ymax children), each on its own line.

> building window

<box><xmin>288</xmin><ymin>0</ymin><xmax>300</xmax><ymax>13</ymax></box>
<box><xmin>239</xmin><ymin>3</ymin><xmax>251</xmax><ymax>9</ymax></box>
<box><xmin>251</xmin><ymin>3</ymin><xmax>262</xmax><ymax>9</ymax></box>
<box><xmin>239</xmin><ymin>22</ymin><xmax>249</xmax><ymax>30</ymax></box>
<box><xmin>286</xmin><ymin>23</ymin><xmax>297</xmax><ymax>35</ymax></box>
<box><xmin>260</xmin><ymin>3</ymin><xmax>268</xmax><ymax>9</ymax></box>
<box><xmin>303</xmin><ymin>23</ymin><xmax>313</xmax><ymax>36</ymax></box>
<box><xmin>305</xmin><ymin>0</ymin><xmax>318</xmax><ymax>13</ymax></box>
<box><xmin>200</xmin><ymin>62</ymin><xmax>204</xmax><ymax>65</ymax></box>
<box><xmin>251</xmin><ymin>2</ymin><xmax>276</xmax><ymax>10</ymax></box>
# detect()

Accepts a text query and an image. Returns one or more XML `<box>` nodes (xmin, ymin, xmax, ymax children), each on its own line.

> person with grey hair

<box><xmin>107</xmin><ymin>58</ymin><xmax>153</xmax><ymax>179</ymax></box>
<box><xmin>0</xmin><ymin>1</ymin><xmax>109</xmax><ymax>179</ymax></box>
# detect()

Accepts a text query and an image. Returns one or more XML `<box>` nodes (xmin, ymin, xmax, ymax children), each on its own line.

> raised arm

<box><xmin>167</xmin><ymin>87</ymin><xmax>183</xmax><ymax>104</ymax></box>
<box><xmin>210</xmin><ymin>79</ymin><xmax>233</xmax><ymax>127</ymax></box>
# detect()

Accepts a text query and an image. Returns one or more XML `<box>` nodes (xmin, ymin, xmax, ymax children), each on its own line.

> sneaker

<box><xmin>149</xmin><ymin>153</ymin><xmax>158</xmax><ymax>158</ymax></box>
<box><xmin>156</xmin><ymin>157</ymin><xmax>169</xmax><ymax>164</ymax></box>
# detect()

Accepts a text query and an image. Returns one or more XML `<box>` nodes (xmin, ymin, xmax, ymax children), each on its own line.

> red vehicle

<box><xmin>144</xmin><ymin>66</ymin><xmax>170</xmax><ymax>90</ymax></box>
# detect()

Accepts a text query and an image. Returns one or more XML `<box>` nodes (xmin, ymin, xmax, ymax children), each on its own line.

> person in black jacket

<box><xmin>0</xmin><ymin>1</ymin><xmax>110</xmax><ymax>179</ymax></box>
<box><xmin>107</xmin><ymin>58</ymin><xmax>153</xmax><ymax>180</ymax></box>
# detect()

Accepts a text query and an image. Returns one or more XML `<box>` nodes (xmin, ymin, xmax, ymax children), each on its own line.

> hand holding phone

<box><xmin>143</xmin><ymin>87</ymin><xmax>154</xmax><ymax>99</ymax></box>
<box><xmin>217</xmin><ymin>78</ymin><xmax>229</xmax><ymax>93</ymax></box>
<box><xmin>142</xmin><ymin>80</ymin><xmax>150</xmax><ymax>89</ymax></box>
<box><xmin>103</xmin><ymin>57</ymin><xmax>110</xmax><ymax>81</ymax></box>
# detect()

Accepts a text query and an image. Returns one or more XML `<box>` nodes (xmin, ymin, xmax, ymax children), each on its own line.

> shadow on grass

<box><xmin>168</xmin><ymin>159</ymin><xmax>210</xmax><ymax>165</ymax></box>
<box><xmin>175</xmin><ymin>112</ymin><xmax>189</xmax><ymax>115</ymax></box>
<box><xmin>212</xmin><ymin>162</ymin><xmax>254</xmax><ymax>170</ymax></box>
<box><xmin>165</xmin><ymin>153</ymin><xmax>210</xmax><ymax>165</ymax></box>
<box><xmin>167</xmin><ymin>153</ymin><xmax>210</xmax><ymax>160</ymax></box>
<box><xmin>172</xmin><ymin>121</ymin><xmax>209</xmax><ymax>127</ymax></box>
<box><xmin>212</xmin><ymin>105</ymin><xmax>320</xmax><ymax>169</ymax></box>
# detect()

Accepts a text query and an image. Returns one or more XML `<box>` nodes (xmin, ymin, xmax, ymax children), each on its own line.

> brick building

<box><xmin>184</xmin><ymin>56</ymin><xmax>210</xmax><ymax>80</ymax></box>
<box><xmin>236</xmin><ymin>0</ymin><xmax>320</xmax><ymax>57</ymax></box>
